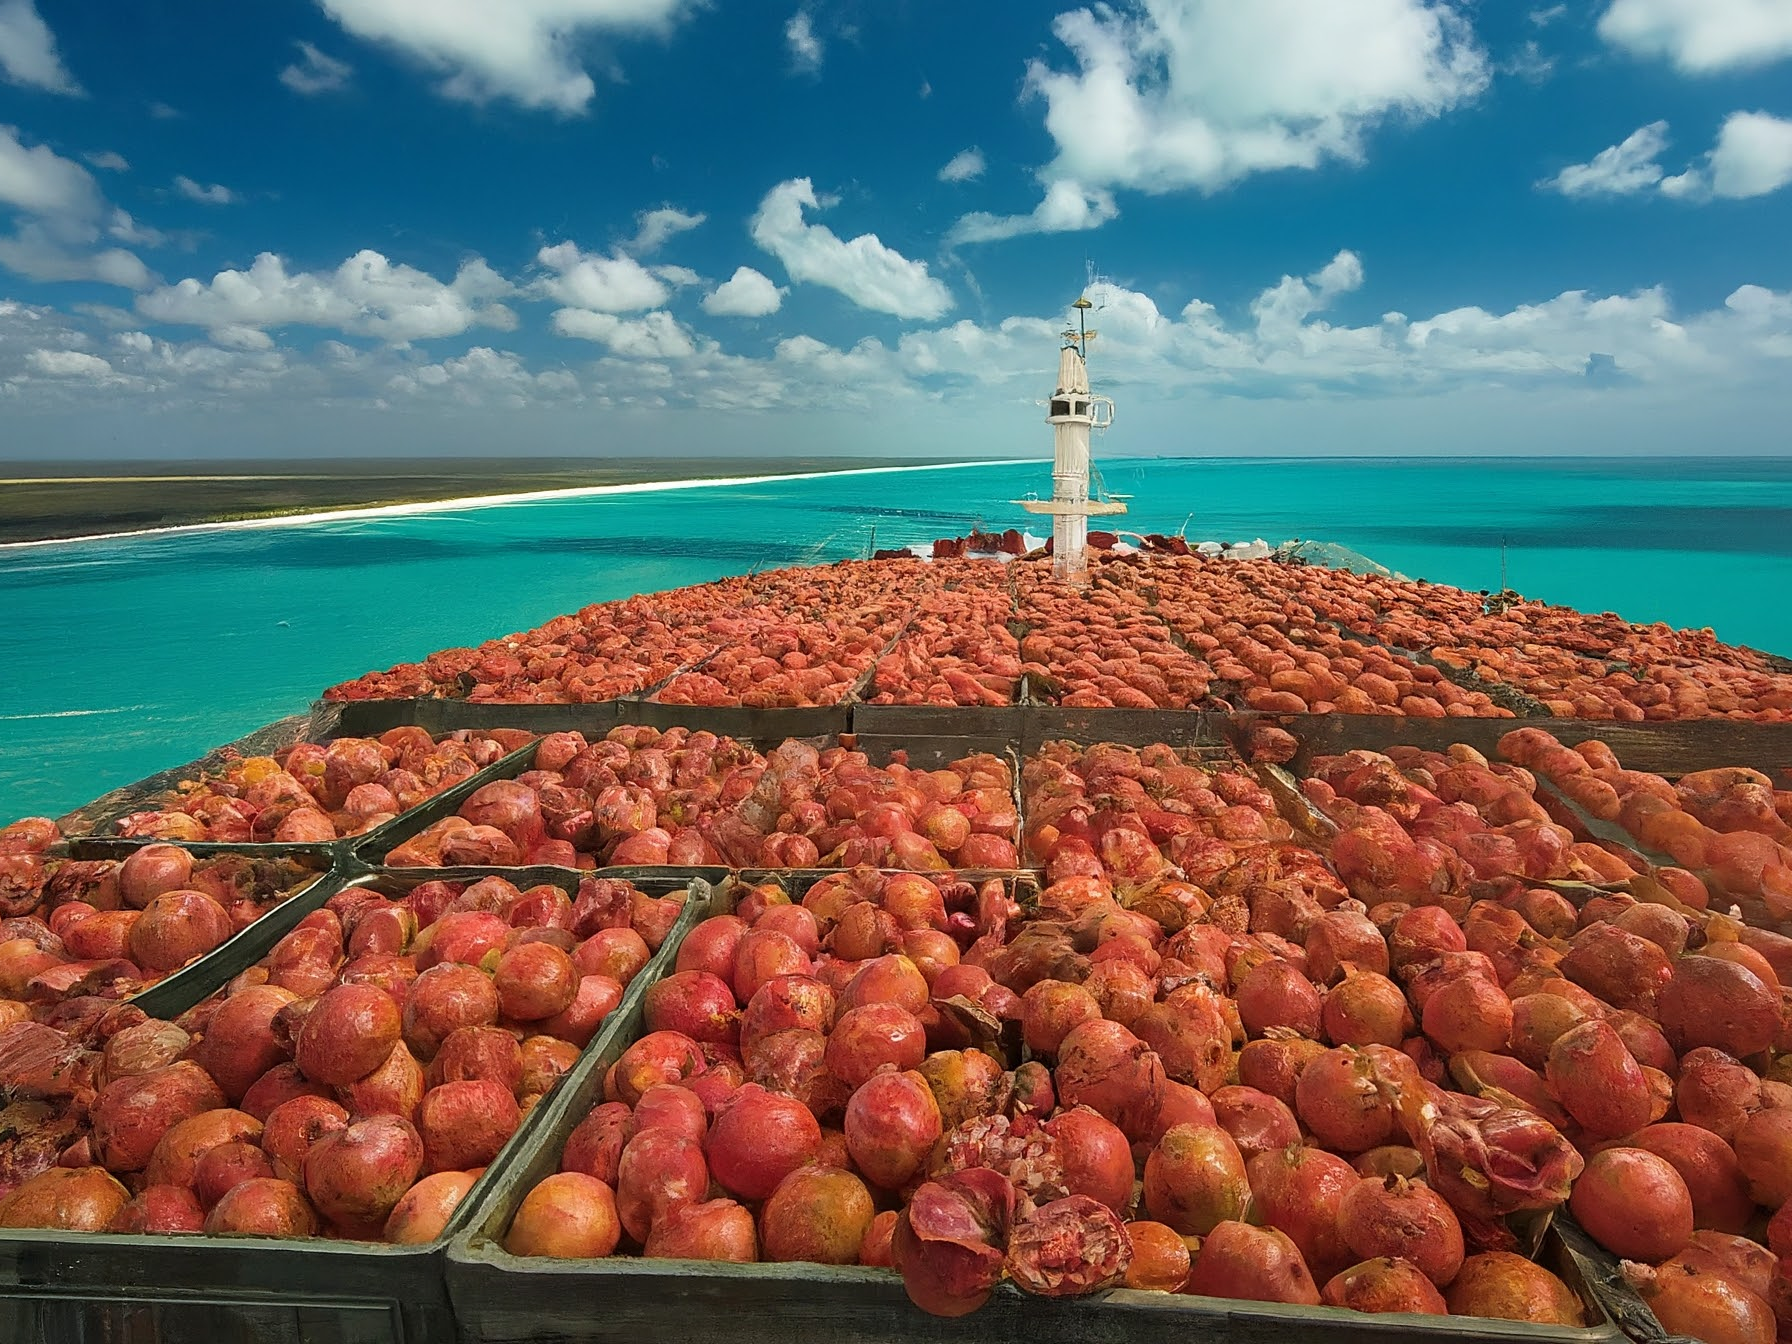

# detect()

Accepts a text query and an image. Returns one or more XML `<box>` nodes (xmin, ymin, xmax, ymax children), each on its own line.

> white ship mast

<box><xmin>1017</xmin><ymin>294</ymin><xmax>1125</xmax><ymax>582</ymax></box>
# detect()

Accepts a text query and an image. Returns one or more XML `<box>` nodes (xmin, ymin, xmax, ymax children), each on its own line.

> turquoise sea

<box><xmin>3</xmin><ymin>456</ymin><xmax>1790</xmax><ymax>823</ymax></box>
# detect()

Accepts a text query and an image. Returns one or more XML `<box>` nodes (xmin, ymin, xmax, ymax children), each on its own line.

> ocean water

<box><xmin>3</xmin><ymin>456</ymin><xmax>1790</xmax><ymax>823</ymax></box>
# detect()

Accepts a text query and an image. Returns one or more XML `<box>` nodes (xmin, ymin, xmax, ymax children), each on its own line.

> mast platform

<box><xmin>1016</xmin><ymin>499</ymin><xmax>1129</xmax><ymax>516</ymax></box>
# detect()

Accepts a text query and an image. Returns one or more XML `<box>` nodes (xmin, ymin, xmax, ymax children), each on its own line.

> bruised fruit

<box><xmin>1142</xmin><ymin>1124</ymin><xmax>1249</xmax><ymax>1236</ymax></box>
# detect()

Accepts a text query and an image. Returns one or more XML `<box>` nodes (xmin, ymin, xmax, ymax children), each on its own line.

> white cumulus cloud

<box><xmin>702</xmin><ymin>265</ymin><xmax>785</xmax><ymax>317</ymax></box>
<box><xmin>317</xmin><ymin>0</ymin><xmax>697</xmax><ymax>113</ymax></box>
<box><xmin>1702</xmin><ymin>110</ymin><xmax>1792</xmax><ymax>198</ymax></box>
<box><xmin>624</xmin><ymin>205</ymin><xmax>705</xmax><ymax>255</ymax></box>
<box><xmin>1025</xmin><ymin>0</ymin><xmax>1488</xmax><ymax>196</ymax></box>
<box><xmin>107</xmin><ymin>210</ymin><xmax>166</xmax><ymax>248</ymax></box>
<box><xmin>0</xmin><ymin>124</ymin><xmax>99</xmax><ymax>216</ymax></box>
<box><xmin>0</xmin><ymin>126</ymin><xmax>152</xmax><ymax>288</ymax></box>
<box><xmin>551</xmin><ymin>308</ymin><xmax>697</xmax><ymax>357</ymax></box>
<box><xmin>27</xmin><ymin>348</ymin><xmax>112</xmax><ymax>378</ymax></box>
<box><xmin>0</xmin><ymin>225</ymin><xmax>153</xmax><ymax>288</ymax></box>
<box><xmin>938</xmin><ymin>148</ymin><xmax>986</xmax><ymax>183</ymax></box>
<box><xmin>1546</xmin><ymin>114</ymin><xmax>1792</xmax><ymax>201</ymax></box>
<box><xmin>281</xmin><ymin>41</ymin><xmax>353</xmax><ymax>95</ymax></box>
<box><xmin>85</xmin><ymin>150</ymin><xmax>129</xmax><ymax>172</ymax></box>
<box><xmin>749</xmin><ymin>177</ymin><xmax>952</xmax><ymax>320</ymax></box>
<box><xmin>1540</xmin><ymin>121</ymin><xmax>1670</xmax><ymax>196</ymax></box>
<box><xmin>388</xmin><ymin>345</ymin><xmax>580</xmax><ymax>405</ymax></box>
<box><xmin>536</xmin><ymin>241</ymin><xmax>669</xmax><ymax>312</ymax></box>
<box><xmin>786</xmin><ymin>10</ymin><xmax>822</xmax><ymax>72</ymax></box>
<box><xmin>7</xmin><ymin>253</ymin><xmax>1792</xmax><ymax>436</ymax></box>
<box><xmin>0</xmin><ymin>0</ymin><xmax>80</xmax><ymax>94</ymax></box>
<box><xmin>1598</xmin><ymin>0</ymin><xmax>1792</xmax><ymax>73</ymax></box>
<box><xmin>136</xmin><ymin>251</ymin><xmax>516</xmax><ymax>343</ymax></box>
<box><xmin>174</xmin><ymin>175</ymin><xmax>236</xmax><ymax>205</ymax></box>
<box><xmin>948</xmin><ymin>179</ymin><xmax>1118</xmax><ymax>245</ymax></box>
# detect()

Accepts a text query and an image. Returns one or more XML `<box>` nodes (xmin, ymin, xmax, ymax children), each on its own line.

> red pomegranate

<box><xmin>1044</xmin><ymin>1106</ymin><xmax>1134</xmax><ymax>1215</ymax></box>
<box><xmin>504</xmin><ymin>1172</ymin><xmax>620</xmax><ymax>1258</ymax></box>
<box><xmin>1570</xmin><ymin>1147</ymin><xmax>1694</xmax><ymax>1262</ymax></box>
<box><xmin>1246</xmin><ymin>1142</ymin><xmax>1360</xmax><ymax>1285</ymax></box>
<box><xmin>643</xmin><ymin>971</ymin><xmax>739</xmax><ymax>1045</ymax></box>
<box><xmin>303</xmin><ymin>1113</ymin><xmax>425</xmax><ymax>1231</ymax></box>
<box><xmin>1142</xmin><ymin>1122</ymin><xmax>1249</xmax><ymax>1237</ymax></box>
<box><xmin>0</xmin><ymin>1167</ymin><xmax>131</xmax><ymax>1230</ymax></box>
<box><xmin>760</xmin><ymin>1166</ymin><xmax>875</xmax><ymax>1264</ymax></box>
<box><xmin>1451</xmin><ymin>1249</ymin><xmax>1592</xmax><ymax>1325</ymax></box>
<box><xmin>615</xmin><ymin>1128</ymin><xmax>708</xmax><ymax>1243</ymax></box>
<box><xmin>844</xmin><ymin>1070</ymin><xmax>942</xmax><ymax>1191</ymax></box>
<box><xmin>1054</xmin><ymin>1019</ymin><xmax>1166</xmax><ymax>1142</ymax></box>
<box><xmin>295</xmin><ymin>984</ymin><xmax>402</xmax><ymax>1087</ymax></box>
<box><xmin>1336</xmin><ymin>1175</ymin><xmax>1465</xmax><ymax>1286</ymax></box>
<box><xmin>1183</xmin><ymin>1221</ymin><xmax>1319</xmax><ymax>1305</ymax></box>
<box><xmin>419</xmin><ymin>1079</ymin><xmax>520</xmax><ymax>1173</ymax></box>
<box><xmin>384</xmin><ymin>1170</ymin><xmax>477</xmax><ymax>1245</ymax></box>
<box><xmin>706</xmin><ymin>1084</ymin><xmax>821</xmax><ymax>1201</ymax></box>
<box><xmin>1323</xmin><ymin>1257</ymin><xmax>1448</xmax><ymax>1314</ymax></box>
<box><xmin>202</xmin><ymin>1178</ymin><xmax>319</xmax><ymax>1238</ymax></box>
<box><xmin>91</xmin><ymin>1062</ymin><xmax>228</xmax><ymax>1173</ymax></box>
<box><xmin>261</xmin><ymin>1095</ymin><xmax>349</xmax><ymax>1185</ymax></box>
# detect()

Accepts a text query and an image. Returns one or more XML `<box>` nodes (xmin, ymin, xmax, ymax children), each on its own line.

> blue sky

<box><xmin>1</xmin><ymin>0</ymin><xmax>1790</xmax><ymax>460</ymax></box>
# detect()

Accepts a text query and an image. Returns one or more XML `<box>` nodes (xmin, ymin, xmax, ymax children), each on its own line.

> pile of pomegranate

<box><xmin>327</xmin><ymin>560</ymin><xmax>944</xmax><ymax>706</ymax></box>
<box><xmin>654</xmin><ymin>613</ymin><xmax>911</xmax><ymax>710</ymax></box>
<box><xmin>1513</xmin><ymin>744</ymin><xmax>1792</xmax><ymax>923</ymax></box>
<box><xmin>494</xmin><ymin>730</ymin><xmax>1792</xmax><ymax>1340</ymax></box>
<box><xmin>0</xmin><ymin>823</ymin><xmax>324</xmax><ymax>1006</ymax></box>
<box><xmin>0</xmin><ymin>871</ymin><xmax>688</xmax><ymax>1241</ymax></box>
<box><xmin>106</xmin><ymin>727</ymin><xmax>533</xmax><ymax>844</ymax></box>
<box><xmin>385</xmin><ymin>728</ymin><xmax>1019</xmax><ymax>873</ymax></box>
<box><xmin>1015</xmin><ymin>566</ymin><xmax>1216</xmax><ymax>709</ymax></box>
<box><xmin>865</xmin><ymin>570</ymin><xmax>1024</xmax><ymax>708</ymax></box>
<box><xmin>1229</xmin><ymin>556</ymin><xmax>1792</xmax><ymax>721</ymax></box>
<box><xmin>1138</xmin><ymin>562</ymin><xmax>1510</xmax><ymax>717</ymax></box>
<box><xmin>322</xmin><ymin>549</ymin><xmax>1792</xmax><ymax>720</ymax></box>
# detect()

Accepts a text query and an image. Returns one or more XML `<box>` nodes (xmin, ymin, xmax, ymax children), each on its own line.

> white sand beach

<box><xmin>0</xmin><ymin>459</ymin><xmax>1040</xmax><ymax>552</ymax></box>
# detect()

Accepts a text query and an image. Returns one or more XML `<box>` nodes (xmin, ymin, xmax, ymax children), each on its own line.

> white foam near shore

<box><xmin>0</xmin><ymin>459</ymin><xmax>1040</xmax><ymax>552</ymax></box>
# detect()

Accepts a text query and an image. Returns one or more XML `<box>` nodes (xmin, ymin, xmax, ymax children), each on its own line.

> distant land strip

<box><xmin>0</xmin><ymin>456</ymin><xmax>983</xmax><ymax>545</ymax></box>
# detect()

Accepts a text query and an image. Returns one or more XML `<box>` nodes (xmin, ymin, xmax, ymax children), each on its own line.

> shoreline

<box><xmin>0</xmin><ymin>459</ymin><xmax>1040</xmax><ymax>552</ymax></box>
